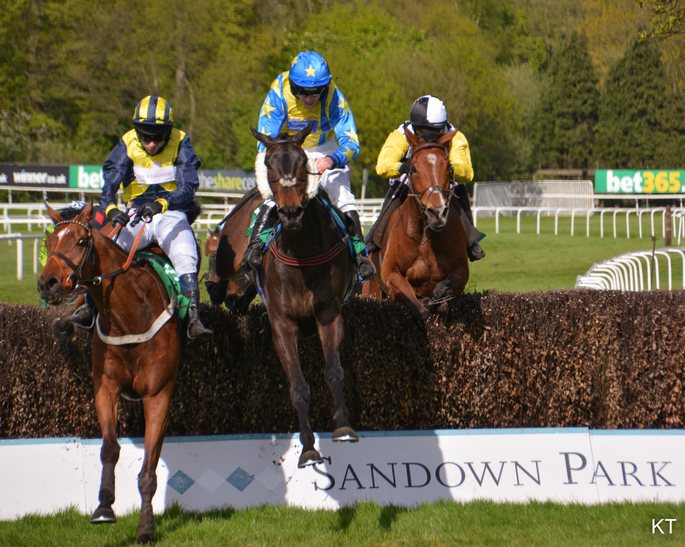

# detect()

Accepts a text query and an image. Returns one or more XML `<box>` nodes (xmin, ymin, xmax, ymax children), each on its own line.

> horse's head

<box><xmin>38</xmin><ymin>202</ymin><xmax>95</xmax><ymax>304</ymax></box>
<box><xmin>252</xmin><ymin>125</ymin><xmax>316</xmax><ymax>231</ymax></box>
<box><xmin>405</xmin><ymin>127</ymin><xmax>457</xmax><ymax>232</ymax></box>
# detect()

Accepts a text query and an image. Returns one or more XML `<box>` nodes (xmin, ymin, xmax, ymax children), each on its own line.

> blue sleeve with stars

<box><xmin>256</xmin><ymin>75</ymin><xmax>287</xmax><ymax>152</ymax></box>
<box><xmin>326</xmin><ymin>86</ymin><xmax>359</xmax><ymax>167</ymax></box>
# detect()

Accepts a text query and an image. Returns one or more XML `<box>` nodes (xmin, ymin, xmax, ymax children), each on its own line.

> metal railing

<box><xmin>575</xmin><ymin>248</ymin><xmax>685</xmax><ymax>291</ymax></box>
<box><xmin>0</xmin><ymin>234</ymin><xmax>43</xmax><ymax>280</ymax></box>
<box><xmin>472</xmin><ymin>206</ymin><xmax>685</xmax><ymax>242</ymax></box>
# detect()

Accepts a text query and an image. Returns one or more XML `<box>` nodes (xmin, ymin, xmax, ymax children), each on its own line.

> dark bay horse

<box><xmin>250</xmin><ymin>126</ymin><xmax>358</xmax><ymax>467</ymax></box>
<box><xmin>204</xmin><ymin>186</ymin><xmax>260</xmax><ymax>312</ymax></box>
<box><xmin>362</xmin><ymin>128</ymin><xmax>469</xmax><ymax>318</ymax></box>
<box><xmin>38</xmin><ymin>203</ymin><xmax>181</xmax><ymax>544</ymax></box>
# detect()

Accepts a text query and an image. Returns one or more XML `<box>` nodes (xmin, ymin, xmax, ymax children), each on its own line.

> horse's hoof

<box><xmin>332</xmin><ymin>426</ymin><xmax>359</xmax><ymax>442</ymax></box>
<box><xmin>90</xmin><ymin>506</ymin><xmax>116</xmax><ymax>524</ymax></box>
<box><xmin>298</xmin><ymin>449</ymin><xmax>324</xmax><ymax>468</ymax></box>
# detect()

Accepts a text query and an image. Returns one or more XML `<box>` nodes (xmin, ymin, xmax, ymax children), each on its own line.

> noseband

<box><xmin>406</xmin><ymin>142</ymin><xmax>454</xmax><ymax>213</ymax></box>
<box><xmin>264</xmin><ymin>140</ymin><xmax>318</xmax><ymax>209</ymax></box>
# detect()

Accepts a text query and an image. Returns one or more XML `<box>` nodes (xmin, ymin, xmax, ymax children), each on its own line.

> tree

<box><xmin>595</xmin><ymin>37</ymin><xmax>678</xmax><ymax>168</ymax></box>
<box><xmin>639</xmin><ymin>0</ymin><xmax>685</xmax><ymax>39</ymax></box>
<box><xmin>534</xmin><ymin>33</ymin><xmax>600</xmax><ymax>170</ymax></box>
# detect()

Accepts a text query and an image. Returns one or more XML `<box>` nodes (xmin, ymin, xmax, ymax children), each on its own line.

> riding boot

<box><xmin>179</xmin><ymin>273</ymin><xmax>213</xmax><ymax>340</ymax></box>
<box><xmin>344</xmin><ymin>210</ymin><xmax>376</xmax><ymax>281</ymax></box>
<box><xmin>365</xmin><ymin>179</ymin><xmax>406</xmax><ymax>252</ymax></box>
<box><xmin>242</xmin><ymin>203</ymin><xmax>277</xmax><ymax>272</ymax></box>
<box><xmin>454</xmin><ymin>183</ymin><xmax>486</xmax><ymax>261</ymax></box>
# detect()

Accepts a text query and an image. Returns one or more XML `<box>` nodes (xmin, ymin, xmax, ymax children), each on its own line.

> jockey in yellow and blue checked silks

<box><xmin>243</xmin><ymin>51</ymin><xmax>375</xmax><ymax>281</ymax></box>
<box><xmin>95</xmin><ymin>94</ymin><xmax>211</xmax><ymax>340</ymax></box>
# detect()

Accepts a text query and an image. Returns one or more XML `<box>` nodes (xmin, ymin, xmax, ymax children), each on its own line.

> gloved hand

<box><xmin>131</xmin><ymin>201</ymin><xmax>164</xmax><ymax>226</ymax></box>
<box><xmin>106</xmin><ymin>207</ymin><xmax>129</xmax><ymax>227</ymax></box>
<box><xmin>398</xmin><ymin>158</ymin><xmax>411</xmax><ymax>175</ymax></box>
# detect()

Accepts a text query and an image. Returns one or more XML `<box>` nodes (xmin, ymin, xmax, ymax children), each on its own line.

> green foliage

<box><xmin>534</xmin><ymin>33</ymin><xmax>600</xmax><ymax>170</ymax></box>
<box><xmin>595</xmin><ymin>37</ymin><xmax>679</xmax><ymax>168</ymax></box>
<box><xmin>1</xmin><ymin>1</ymin><xmax>684</xmax><ymax>190</ymax></box>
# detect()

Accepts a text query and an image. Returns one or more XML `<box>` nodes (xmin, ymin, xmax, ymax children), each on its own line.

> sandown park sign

<box><xmin>595</xmin><ymin>169</ymin><xmax>685</xmax><ymax>194</ymax></box>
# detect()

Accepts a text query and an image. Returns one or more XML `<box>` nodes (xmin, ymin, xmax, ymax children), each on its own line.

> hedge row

<box><xmin>1</xmin><ymin>290</ymin><xmax>684</xmax><ymax>439</ymax></box>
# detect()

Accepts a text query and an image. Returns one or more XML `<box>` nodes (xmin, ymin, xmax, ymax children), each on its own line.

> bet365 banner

<box><xmin>595</xmin><ymin>169</ymin><xmax>685</xmax><ymax>194</ymax></box>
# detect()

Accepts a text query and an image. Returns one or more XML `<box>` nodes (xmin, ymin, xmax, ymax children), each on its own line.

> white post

<box><xmin>17</xmin><ymin>238</ymin><xmax>23</xmax><ymax>280</ymax></box>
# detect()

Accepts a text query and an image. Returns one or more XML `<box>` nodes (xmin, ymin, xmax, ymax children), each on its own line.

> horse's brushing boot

<box><xmin>242</xmin><ymin>204</ymin><xmax>276</xmax><ymax>271</ymax></box>
<box><xmin>179</xmin><ymin>273</ymin><xmax>212</xmax><ymax>340</ymax></box>
<box><xmin>344</xmin><ymin>210</ymin><xmax>376</xmax><ymax>281</ymax></box>
<box><xmin>67</xmin><ymin>302</ymin><xmax>95</xmax><ymax>330</ymax></box>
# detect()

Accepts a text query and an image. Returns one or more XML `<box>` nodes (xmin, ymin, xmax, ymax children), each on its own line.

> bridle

<box><xmin>47</xmin><ymin>219</ymin><xmax>95</xmax><ymax>288</ymax></box>
<box><xmin>264</xmin><ymin>140</ymin><xmax>318</xmax><ymax>211</ymax></box>
<box><xmin>406</xmin><ymin>141</ymin><xmax>454</xmax><ymax>214</ymax></box>
<box><xmin>47</xmin><ymin>219</ymin><xmax>144</xmax><ymax>288</ymax></box>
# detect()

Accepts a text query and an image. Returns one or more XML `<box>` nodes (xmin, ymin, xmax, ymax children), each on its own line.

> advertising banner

<box><xmin>0</xmin><ymin>164</ymin><xmax>68</xmax><ymax>187</ymax></box>
<box><xmin>198</xmin><ymin>169</ymin><xmax>256</xmax><ymax>193</ymax></box>
<box><xmin>595</xmin><ymin>169</ymin><xmax>685</xmax><ymax>194</ymax></box>
<box><xmin>68</xmin><ymin>165</ymin><xmax>103</xmax><ymax>189</ymax></box>
<box><xmin>1</xmin><ymin>428</ymin><xmax>684</xmax><ymax>520</ymax></box>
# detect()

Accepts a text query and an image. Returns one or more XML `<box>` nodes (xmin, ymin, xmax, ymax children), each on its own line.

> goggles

<box><xmin>290</xmin><ymin>83</ymin><xmax>328</xmax><ymax>96</ymax></box>
<box><xmin>136</xmin><ymin>129</ymin><xmax>169</xmax><ymax>144</ymax></box>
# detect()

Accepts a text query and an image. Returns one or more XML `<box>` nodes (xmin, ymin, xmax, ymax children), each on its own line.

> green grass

<box><xmin>1</xmin><ymin>501</ymin><xmax>683</xmax><ymax>546</ymax></box>
<box><xmin>3</xmin><ymin>216</ymin><xmax>679</xmax><ymax>305</ymax></box>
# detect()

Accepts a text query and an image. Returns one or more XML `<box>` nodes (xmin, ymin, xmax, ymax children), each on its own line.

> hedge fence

<box><xmin>1</xmin><ymin>290</ymin><xmax>684</xmax><ymax>439</ymax></box>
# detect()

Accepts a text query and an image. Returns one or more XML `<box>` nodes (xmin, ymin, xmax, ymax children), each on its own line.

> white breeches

<box><xmin>306</xmin><ymin>140</ymin><xmax>357</xmax><ymax>214</ymax></box>
<box><xmin>116</xmin><ymin>209</ymin><xmax>198</xmax><ymax>276</ymax></box>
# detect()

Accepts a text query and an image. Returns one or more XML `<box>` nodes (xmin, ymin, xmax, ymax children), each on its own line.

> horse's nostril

<box><xmin>43</xmin><ymin>277</ymin><xmax>59</xmax><ymax>291</ymax></box>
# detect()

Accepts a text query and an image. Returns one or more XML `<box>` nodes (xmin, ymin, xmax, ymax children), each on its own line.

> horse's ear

<box><xmin>439</xmin><ymin>129</ymin><xmax>457</xmax><ymax>146</ymax></box>
<box><xmin>44</xmin><ymin>201</ymin><xmax>62</xmax><ymax>224</ymax></box>
<box><xmin>405</xmin><ymin>125</ymin><xmax>419</xmax><ymax>148</ymax></box>
<box><xmin>251</xmin><ymin>127</ymin><xmax>274</xmax><ymax>148</ymax></box>
<box><xmin>80</xmin><ymin>202</ymin><xmax>94</xmax><ymax>219</ymax></box>
<box><xmin>293</xmin><ymin>121</ymin><xmax>313</xmax><ymax>145</ymax></box>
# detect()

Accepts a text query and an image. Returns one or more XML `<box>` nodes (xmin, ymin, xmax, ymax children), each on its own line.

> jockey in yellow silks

<box><xmin>367</xmin><ymin>95</ymin><xmax>485</xmax><ymax>262</ymax></box>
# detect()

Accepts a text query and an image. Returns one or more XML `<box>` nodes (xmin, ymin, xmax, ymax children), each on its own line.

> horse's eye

<box><xmin>77</xmin><ymin>238</ymin><xmax>87</xmax><ymax>247</ymax></box>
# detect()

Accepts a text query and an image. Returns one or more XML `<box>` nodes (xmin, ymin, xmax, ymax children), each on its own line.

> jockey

<box><xmin>366</xmin><ymin>95</ymin><xmax>485</xmax><ymax>261</ymax></box>
<box><xmin>242</xmin><ymin>50</ymin><xmax>376</xmax><ymax>280</ymax></box>
<box><xmin>72</xmin><ymin>95</ymin><xmax>211</xmax><ymax>340</ymax></box>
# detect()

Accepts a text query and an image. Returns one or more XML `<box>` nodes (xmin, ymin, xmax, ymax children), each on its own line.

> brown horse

<box><xmin>250</xmin><ymin>126</ymin><xmax>358</xmax><ymax>467</ymax></box>
<box><xmin>204</xmin><ymin>186</ymin><xmax>260</xmax><ymax>311</ymax></box>
<box><xmin>363</xmin><ymin>128</ymin><xmax>469</xmax><ymax>318</ymax></box>
<box><xmin>37</xmin><ymin>203</ymin><xmax>181</xmax><ymax>544</ymax></box>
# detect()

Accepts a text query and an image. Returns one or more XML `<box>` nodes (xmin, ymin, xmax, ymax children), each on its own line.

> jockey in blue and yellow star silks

<box><xmin>244</xmin><ymin>51</ymin><xmax>375</xmax><ymax>281</ymax></box>
<box><xmin>97</xmin><ymin>95</ymin><xmax>211</xmax><ymax>340</ymax></box>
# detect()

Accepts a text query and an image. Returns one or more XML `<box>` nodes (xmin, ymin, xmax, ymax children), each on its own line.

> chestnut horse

<box><xmin>204</xmin><ymin>186</ymin><xmax>260</xmax><ymax>312</ymax></box>
<box><xmin>363</xmin><ymin>128</ymin><xmax>469</xmax><ymax>318</ymax></box>
<box><xmin>250</xmin><ymin>126</ymin><xmax>358</xmax><ymax>467</ymax></box>
<box><xmin>38</xmin><ymin>203</ymin><xmax>181</xmax><ymax>544</ymax></box>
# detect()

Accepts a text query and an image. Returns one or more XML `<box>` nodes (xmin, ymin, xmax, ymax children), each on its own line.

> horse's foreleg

<box><xmin>136</xmin><ymin>385</ymin><xmax>173</xmax><ymax>544</ymax></box>
<box><xmin>271</xmin><ymin>319</ymin><xmax>320</xmax><ymax>468</ymax></box>
<box><xmin>91</xmin><ymin>379</ymin><xmax>121</xmax><ymax>524</ymax></box>
<box><xmin>385</xmin><ymin>271</ymin><xmax>429</xmax><ymax>319</ymax></box>
<box><xmin>317</xmin><ymin>314</ymin><xmax>358</xmax><ymax>443</ymax></box>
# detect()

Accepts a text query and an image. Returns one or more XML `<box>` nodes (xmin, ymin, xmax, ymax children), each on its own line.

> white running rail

<box><xmin>575</xmin><ymin>247</ymin><xmax>685</xmax><ymax>291</ymax></box>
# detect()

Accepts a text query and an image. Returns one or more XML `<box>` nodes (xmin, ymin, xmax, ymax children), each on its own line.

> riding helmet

<box><xmin>132</xmin><ymin>95</ymin><xmax>174</xmax><ymax>137</ymax></box>
<box><xmin>289</xmin><ymin>51</ymin><xmax>332</xmax><ymax>89</ymax></box>
<box><xmin>410</xmin><ymin>95</ymin><xmax>448</xmax><ymax>130</ymax></box>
